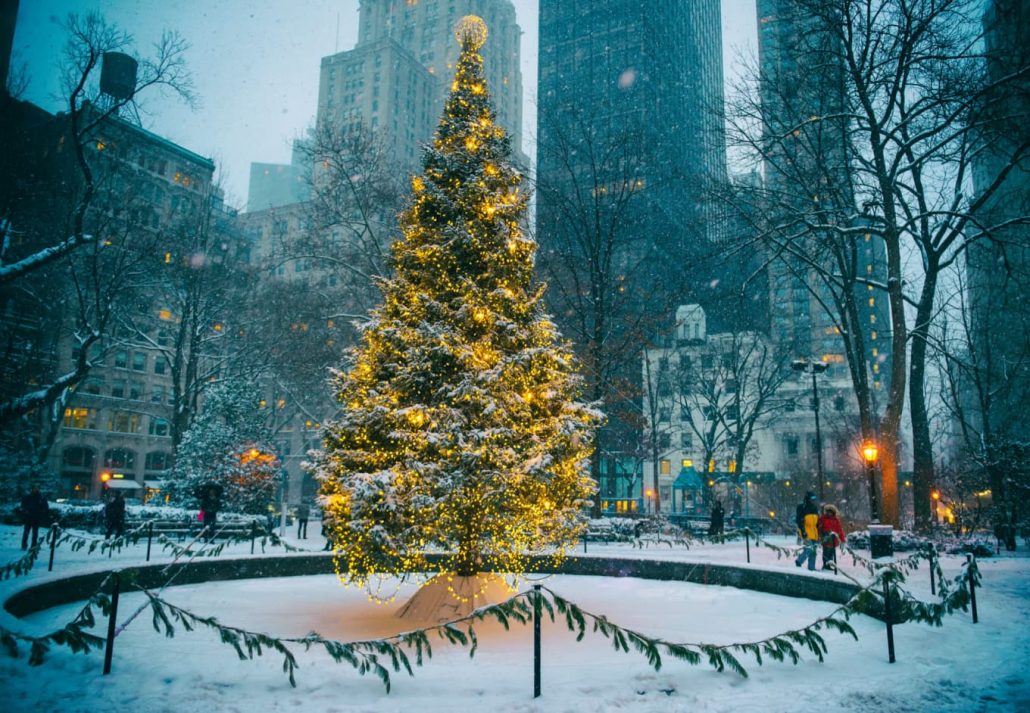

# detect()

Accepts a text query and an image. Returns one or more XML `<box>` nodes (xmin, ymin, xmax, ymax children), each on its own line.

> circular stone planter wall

<box><xmin>4</xmin><ymin>553</ymin><xmax>861</xmax><ymax>620</ymax></box>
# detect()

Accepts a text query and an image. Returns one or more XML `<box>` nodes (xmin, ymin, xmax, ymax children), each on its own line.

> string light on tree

<box><xmin>316</xmin><ymin>16</ymin><xmax>602</xmax><ymax>610</ymax></box>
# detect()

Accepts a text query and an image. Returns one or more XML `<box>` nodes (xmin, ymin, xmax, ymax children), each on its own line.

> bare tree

<box><xmin>534</xmin><ymin>106</ymin><xmax>677</xmax><ymax>515</ymax></box>
<box><xmin>723</xmin><ymin>0</ymin><xmax>1030</xmax><ymax>529</ymax></box>
<box><xmin>0</xmin><ymin>13</ymin><xmax>193</xmax><ymax>431</ymax></box>
<box><xmin>933</xmin><ymin>266</ymin><xmax>1030</xmax><ymax>547</ymax></box>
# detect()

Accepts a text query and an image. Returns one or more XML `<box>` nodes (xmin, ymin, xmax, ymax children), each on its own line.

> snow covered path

<box><xmin>0</xmin><ymin>524</ymin><xmax>1027</xmax><ymax>712</ymax></box>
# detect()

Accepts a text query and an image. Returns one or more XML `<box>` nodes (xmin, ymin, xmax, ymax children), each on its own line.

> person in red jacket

<box><xmin>818</xmin><ymin>504</ymin><xmax>846</xmax><ymax>571</ymax></box>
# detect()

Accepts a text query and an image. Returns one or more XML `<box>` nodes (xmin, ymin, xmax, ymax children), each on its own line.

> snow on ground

<box><xmin>0</xmin><ymin>523</ymin><xmax>1027</xmax><ymax>712</ymax></box>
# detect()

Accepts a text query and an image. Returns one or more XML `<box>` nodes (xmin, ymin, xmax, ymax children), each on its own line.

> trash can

<box><xmin>869</xmin><ymin>524</ymin><xmax>894</xmax><ymax>558</ymax></box>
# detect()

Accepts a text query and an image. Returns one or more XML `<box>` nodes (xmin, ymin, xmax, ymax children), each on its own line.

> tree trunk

<box><xmin>909</xmin><ymin>265</ymin><xmax>939</xmax><ymax>534</ymax></box>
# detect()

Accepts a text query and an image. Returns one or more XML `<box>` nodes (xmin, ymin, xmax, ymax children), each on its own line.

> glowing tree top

<box><xmin>317</xmin><ymin>16</ymin><xmax>600</xmax><ymax>588</ymax></box>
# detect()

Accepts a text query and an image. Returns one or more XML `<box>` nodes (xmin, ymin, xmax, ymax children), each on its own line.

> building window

<box><xmin>145</xmin><ymin>451</ymin><xmax>171</xmax><ymax>471</ymax></box>
<box><xmin>658</xmin><ymin>408</ymin><xmax>670</xmax><ymax>422</ymax></box>
<box><xmin>658</xmin><ymin>433</ymin><xmax>671</xmax><ymax>450</ymax></box>
<box><xmin>132</xmin><ymin>352</ymin><xmax>146</xmax><ymax>371</ymax></box>
<box><xmin>128</xmin><ymin>381</ymin><xmax>143</xmax><ymax>400</ymax></box>
<box><xmin>834</xmin><ymin>395</ymin><xmax>845</xmax><ymax>412</ymax></box>
<box><xmin>108</xmin><ymin>411</ymin><xmax>141</xmax><ymax>433</ymax></box>
<box><xmin>111</xmin><ymin>379</ymin><xmax>126</xmax><ymax>398</ymax></box>
<box><xmin>149</xmin><ymin>418</ymin><xmax>170</xmax><ymax>437</ymax></box>
<box><xmin>114</xmin><ymin>350</ymin><xmax>128</xmax><ymax>368</ymax></box>
<box><xmin>63</xmin><ymin>408</ymin><xmax>98</xmax><ymax>430</ymax></box>
<box><xmin>659</xmin><ymin>459</ymin><xmax>671</xmax><ymax>475</ymax></box>
<box><xmin>63</xmin><ymin>446</ymin><xmax>96</xmax><ymax>469</ymax></box>
<box><xmin>104</xmin><ymin>448</ymin><xmax>136</xmax><ymax>470</ymax></box>
<box><xmin>785</xmin><ymin>436</ymin><xmax>799</xmax><ymax>456</ymax></box>
<box><xmin>151</xmin><ymin>385</ymin><xmax>165</xmax><ymax>404</ymax></box>
<box><xmin>80</xmin><ymin>378</ymin><xmax>103</xmax><ymax>395</ymax></box>
<box><xmin>154</xmin><ymin>358</ymin><xmax>166</xmax><ymax>375</ymax></box>
<box><xmin>680</xmin><ymin>432</ymin><xmax>693</xmax><ymax>449</ymax></box>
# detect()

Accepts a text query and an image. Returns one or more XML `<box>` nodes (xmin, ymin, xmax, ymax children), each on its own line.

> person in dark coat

<box><xmin>20</xmin><ymin>485</ymin><xmax>49</xmax><ymax>550</ymax></box>
<box><xmin>199</xmin><ymin>484</ymin><xmax>222</xmax><ymax>540</ymax></box>
<box><xmin>296</xmin><ymin>503</ymin><xmax>310</xmax><ymax>539</ymax></box>
<box><xmin>104</xmin><ymin>491</ymin><xmax>127</xmax><ymax>539</ymax></box>
<box><xmin>321</xmin><ymin>519</ymin><xmax>334</xmax><ymax>551</ymax></box>
<box><xmin>708</xmin><ymin>500</ymin><xmax>725</xmax><ymax>537</ymax></box>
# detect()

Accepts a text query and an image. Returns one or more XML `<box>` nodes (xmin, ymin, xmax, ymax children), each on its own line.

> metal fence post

<box><xmin>103</xmin><ymin>573</ymin><xmax>122</xmax><ymax>675</ymax></box>
<box><xmin>146</xmin><ymin>522</ymin><xmax>154</xmax><ymax>562</ymax></box>
<box><xmin>48</xmin><ymin>525</ymin><xmax>58</xmax><ymax>572</ymax></box>
<box><xmin>533</xmin><ymin>584</ymin><xmax>542</xmax><ymax>699</ymax></box>
<box><xmin>251</xmin><ymin>521</ymin><xmax>257</xmax><ymax>555</ymax></box>
<box><xmin>966</xmin><ymin>554</ymin><xmax>979</xmax><ymax>623</ymax></box>
<box><xmin>883</xmin><ymin>577</ymin><xmax>896</xmax><ymax>663</ymax></box>
<box><xmin>928</xmin><ymin>545</ymin><xmax>936</xmax><ymax>597</ymax></box>
<box><xmin>745</xmin><ymin>529</ymin><xmax>751</xmax><ymax>564</ymax></box>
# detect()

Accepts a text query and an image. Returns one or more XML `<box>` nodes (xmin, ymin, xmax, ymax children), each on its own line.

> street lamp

<box><xmin>792</xmin><ymin>358</ymin><xmax>829</xmax><ymax>502</ymax></box>
<box><xmin>861</xmin><ymin>440</ymin><xmax>881</xmax><ymax>522</ymax></box>
<box><xmin>644</xmin><ymin>488</ymin><xmax>654</xmax><ymax>515</ymax></box>
<box><xmin>931</xmin><ymin>488</ymin><xmax>941</xmax><ymax>525</ymax></box>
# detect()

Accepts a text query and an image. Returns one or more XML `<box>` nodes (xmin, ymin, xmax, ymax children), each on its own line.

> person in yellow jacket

<box><xmin>794</xmin><ymin>491</ymin><xmax>820</xmax><ymax>570</ymax></box>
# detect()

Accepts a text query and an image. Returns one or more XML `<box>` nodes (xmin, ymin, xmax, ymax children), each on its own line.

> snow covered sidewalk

<box><xmin>0</xmin><ymin>525</ymin><xmax>1027</xmax><ymax>712</ymax></box>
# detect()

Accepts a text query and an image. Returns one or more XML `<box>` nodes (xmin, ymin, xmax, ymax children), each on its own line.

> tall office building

<box><xmin>966</xmin><ymin>0</ymin><xmax>1030</xmax><ymax>434</ymax></box>
<box><xmin>536</xmin><ymin>0</ymin><xmax>728</xmax><ymax>287</ymax></box>
<box><xmin>757</xmin><ymin>0</ymin><xmax>889</xmax><ymax>389</ymax></box>
<box><xmin>316</xmin><ymin>0</ymin><xmax>525</xmax><ymax>170</ymax></box>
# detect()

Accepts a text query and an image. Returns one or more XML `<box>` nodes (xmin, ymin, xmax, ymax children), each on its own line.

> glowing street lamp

<box><xmin>931</xmin><ymin>488</ymin><xmax>941</xmax><ymax>524</ymax></box>
<box><xmin>792</xmin><ymin>358</ymin><xmax>829</xmax><ymax>502</ymax></box>
<box><xmin>861</xmin><ymin>440</ymin><xmax>881</xmax><ymax>522</ymax></box>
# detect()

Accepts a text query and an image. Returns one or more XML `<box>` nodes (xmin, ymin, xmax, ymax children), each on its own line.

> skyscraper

<box><xmin>536</xmin><ymin>0</ymin><xmax>727</xmax><ymax>274</ymax></box>
<box><xmin>317</xmin><ymin>0</ymin><xmax>525</xmax><ymax>170</ymax></box>
<box><xmin>534</xmin><ymin>0</ymin><xmax>730</xmax><ymax>507</ymax></box>
<box><xmin>966</xmin><ymin>0</ymin><xmax>1030</xmax><ymax>434</ymax></box>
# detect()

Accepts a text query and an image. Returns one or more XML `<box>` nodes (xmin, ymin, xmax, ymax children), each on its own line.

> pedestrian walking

<box><xmin>794</xmin><ymin>491</ymin><xmax>820</xmax><ymax>570</ymax></box>
<box><xmin>104</xmin><ymin>491</ymin><xmax>126</xmax><ymax>539</ymax></box>
<box><xmin>708</xmin><ymin>500</ymin><xmax>725</xmax><ymax>537</ymax></box>
<box><xmin>818</xmin><ymin>504</ymin><xmax>846</xmax><ymax>570</ymax></box>
<box><xmin>199</xmin><ymin>483</ymin><xmax>222</xmax><ymax>540</ymax></box>
<box><xmin>19</xmin><ymin>484</ymin><xmax>49</xmax><ymax>550</ymax></box>
<box><xmin>321</xmin><ymin>519</ymin><xmax>334</xmax><ymax>551</ymax></box>
<box><xmin>296</xmin><ymin>502</ymin><xmax>310</xmax><ymax>539</ymax></box>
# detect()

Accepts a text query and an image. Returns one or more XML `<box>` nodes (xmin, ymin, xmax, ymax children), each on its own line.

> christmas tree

<box><xmin>317</xmin><ymin>16</ymin><xmax>600</xmax><ymax>604</ymax></box>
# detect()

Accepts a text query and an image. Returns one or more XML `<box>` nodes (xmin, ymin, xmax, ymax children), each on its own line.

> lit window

<box><xmin>870</xmin><ymin>315</ymin><xmax>876</xmax><ymax>324</ymax></box>
<box><xmin>659</xmin><ymin>459</ymin><xmax>671</xmax><ymax>475</ymax></box>
<box><xmin>871</xmin><ymin>331</ymin><xmax>877</xmax><ymax>340</ymax></box>
<box><xmin>63</xmin><ymin>407</ymin><xmax>97</xmax><ymax>429</ymax></box>
<box><xmin>158</xmin><ymin>309</ymin><xmax>172</xmax><ymax>321</ymax></box>
<box><xmin>164</xmin><ymin>252</ymin><xmax>172</xmax><ymax>264</ymax></box>
<box><xmin>868</xmin><ymin>298</ymin><xmax>875</xmax><ymax>307</ymax></box>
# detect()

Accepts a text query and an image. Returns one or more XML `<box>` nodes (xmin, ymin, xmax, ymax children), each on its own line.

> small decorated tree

<box><xmin>316</xmin><ymin>16</ymin><xmax>600</xmax><ymax>616</ymax></box>
<box><xmin>169</xmin><ymin>379</ymin><xmax>279</xmax><ymax>515</ymax></box>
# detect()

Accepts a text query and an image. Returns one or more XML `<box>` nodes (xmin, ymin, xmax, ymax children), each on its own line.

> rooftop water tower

<box><xmin>99</xmin><ymin>51</ymin><xmax>137</xmax><ymax>108</ymax></box>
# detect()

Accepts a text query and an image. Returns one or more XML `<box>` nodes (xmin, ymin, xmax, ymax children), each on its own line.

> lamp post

<box><xmin>792</xmin><ymin>358</ymin><xmax>829</xmax><ymax>503</ymax></box>
<box><xmin>931</xmin><ymin>488</ymin><xmax>941</xmax><ymax>526</ymax></box>
<box><xmin>862</xmin><ymin>440</ymin><xmax>881</xmax><ymax>522</ymax></box>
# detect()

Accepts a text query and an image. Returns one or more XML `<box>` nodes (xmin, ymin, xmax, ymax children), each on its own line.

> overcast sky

<box><xmin>12</xmin><ymin>1</ymin><xmax>757</xmax><ymax>208</ymax></box>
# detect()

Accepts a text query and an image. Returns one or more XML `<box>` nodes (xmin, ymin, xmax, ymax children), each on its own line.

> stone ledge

<box><xmin>4</xmin><ymin>553</ymin><xmax>860</xmax><ymax>620</ymax></box>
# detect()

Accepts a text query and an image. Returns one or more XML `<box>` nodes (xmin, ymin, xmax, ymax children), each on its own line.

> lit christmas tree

<box><xmin>316</xmin><ymin>16</ymin><xmax>600</xmax><ymax>611</ymax></box>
